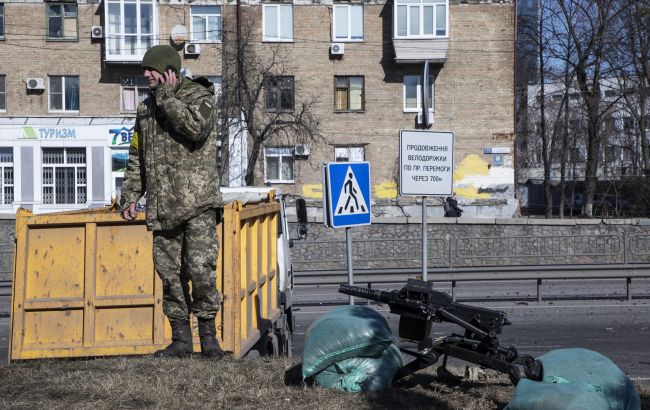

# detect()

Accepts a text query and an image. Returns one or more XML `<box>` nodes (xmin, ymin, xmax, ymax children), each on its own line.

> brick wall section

<box><xmin>244</xmin><ymin>2</ymin><xmax>516</xmax><ymax>194</ymax></box>
<box><xmin>289</xmin><ymin>219</ymin><xmax>650</xmax><ymax>271</ymax></box>
<box><xmin>0</xmin><ymin>2</ymin><xmax>224</xmax><ymax>116</ymax></box>
<box><xmin>0</xmin><ymin>220</ymin><xmax>15</xmax><ymax>282</ymax></box>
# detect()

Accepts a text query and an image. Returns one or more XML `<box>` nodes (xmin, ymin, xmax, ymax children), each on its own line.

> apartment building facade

<box><xmin>0</xmin><ymin>0</ymin><xmax>516</xmax><ymax>217</ymax></box>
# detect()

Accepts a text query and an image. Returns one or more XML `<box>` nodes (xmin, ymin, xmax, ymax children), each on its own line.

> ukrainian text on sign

<box><xmin>399</xmin><ymin>130</ymin><xmax>454</xmax><ymax>196</ymax></box>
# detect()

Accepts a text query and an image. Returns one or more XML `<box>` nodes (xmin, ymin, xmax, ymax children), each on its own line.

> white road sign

<box><xmin>399</xmin><ymin>130</ymin><xmax>454</xmax><ymax>196</ymax></box>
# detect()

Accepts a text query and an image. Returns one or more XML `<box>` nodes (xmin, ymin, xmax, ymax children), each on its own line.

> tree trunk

<box><xmin>583</xmin><ymin>108</ymin><xmax>600</xmax><ymax>217</ymax></box>
<box><xmin>245</xmin><ymin>136</ymin><xmax>262</xmax><ymax>186</ymax></box>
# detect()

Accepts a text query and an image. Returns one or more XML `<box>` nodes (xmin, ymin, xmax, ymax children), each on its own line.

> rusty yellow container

<box><xmin>9</xmin><ymin>198</ymin><xmax>281</xmax><ymax>361</ymax></box>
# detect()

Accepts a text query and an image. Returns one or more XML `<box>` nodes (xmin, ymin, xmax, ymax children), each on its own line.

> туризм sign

<box><xmin>399</xmin><ymin>130</ymin><xmax>454</xmax><ymax>196</ymax></box>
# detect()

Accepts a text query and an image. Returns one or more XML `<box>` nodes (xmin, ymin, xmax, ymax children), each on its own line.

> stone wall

<box><xmin>289</xmin><ymin>218</ymin><xmax>650</xmax><ymax>271</ymax></box>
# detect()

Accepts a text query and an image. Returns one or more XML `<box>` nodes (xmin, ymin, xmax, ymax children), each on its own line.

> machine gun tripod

<box><xmin>338</xmin><ymin>279</ymin><xmax>543</xmax><ymax>385</ymax></box>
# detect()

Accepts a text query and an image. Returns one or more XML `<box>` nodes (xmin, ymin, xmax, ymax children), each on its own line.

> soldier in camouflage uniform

<box><xmin>120</xmin><ymin>45</ymin><xmax>224</xmax><ymax>359</ymax></box>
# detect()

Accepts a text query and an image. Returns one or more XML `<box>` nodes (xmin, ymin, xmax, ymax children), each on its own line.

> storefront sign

<box><xmin>19</xmin><ymin>126</ymin><xmax>77</xmax><ymax>139</ymax></box>
<box><xmin>109</xmin><ymin>126</ymin><xmax>135</xmax><ymax>147</ymax></box>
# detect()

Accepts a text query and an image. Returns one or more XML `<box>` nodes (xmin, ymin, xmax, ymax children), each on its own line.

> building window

<box><xmin>0</xmin><ymin>4</ymin><xmax>5</xmax><ymax>39</ymax></box>
<box><xmin>622</xmin><ymin>116</ymin><xmax>635</xmax><ymax>133</ymax></box>
<box><xmin>395</xmin><ymin>0</ymin><xmax>447</xmax><ymax>38</ymax></box>
<box><xmin>0</xmin><ymin>147</ymin><xmax>13</xmax><ymax>205</ymax></box>
<box><xmin>403</xmin><ymin>74</ymin><xmax>434</xmax><ymax>112</ymax></box>
<box><xmin>111</xmin><ymin>149</ymin><xmax>128</xmax><ymax>200</ymax></box>
<box><xmin>49</xmin><ymin>75</ymin><xmax>79</xmax><ymax>112</ymax></box>
<box><xmin>106</xmin><ymin>0</ymin><xmax>156</xmax><ymax>61</ymax></box>
<box><xmin>333</xmin><ymin>4</ymin><xmax>363</xmax><ymax>41</ymax></box>
<box><xmin>265</xmin><ymin>76</ymin><xmax>294</xmax><ymax>111</ymax></box>
<box><xmin>335</xmin><ymin>76</ymin><xmax>364</xmax><ymax>112</ymax></box>
<box><xmin>263</xmin><ymin>4</ymin><xmax>293</xmax><ymax>42</ymax></box>
<box><xmin>264</xmin><ymin>147</ymin><xmax>294</xmax><ymax>183</ymax></box>
<box><xmin>42</xmin><ymin>148</ymin><xmax>86</xmax><ymax>205</ymax></box>
<box><xmin>47</xmin><ymin>3</ymin><xmax>78</xmax><ymax>40</ymax></box>
<box><xmin>335</xmin><ymin>146</ymin><xmax>365</xmax><ymax>162</ymax></box>
<box><xmin>0</xmin><ymin>75</ymin><xmax>5</xmax><ymax>111</ymax></box>
<box><xmin>191</xmin><ymin>6</ymin><xmax>221</xmax><ymax>42</ymax></box>
<box><xmin>121</xmin><ymin>76</ymin><xmax>149</xmax><ymax>111</ymax></box>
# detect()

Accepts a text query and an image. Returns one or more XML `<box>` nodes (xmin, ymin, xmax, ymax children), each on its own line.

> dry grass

<box><xmin>0</xmin><ymin>356</ymin><xmax>647</xmax><ymax>410</ymax></box>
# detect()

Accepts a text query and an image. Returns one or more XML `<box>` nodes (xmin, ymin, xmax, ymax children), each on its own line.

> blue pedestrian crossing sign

<box><xmin>323</xmin><ymin>162</ymin><xmax>371</xmax><ymax>228</ymax></box>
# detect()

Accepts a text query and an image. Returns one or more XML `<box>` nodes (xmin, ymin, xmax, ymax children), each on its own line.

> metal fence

<box><xmin>291</xmin><ymin>233</ymin><xmax>650</xmax><ymax>301</ymax></box>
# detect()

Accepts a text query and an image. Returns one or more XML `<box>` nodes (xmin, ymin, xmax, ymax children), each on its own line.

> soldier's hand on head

<box><xmin>121</xmin><ymin>202</ymin><xmax>137</xmax><ymax>221</ymax></box>
<box><xmin>152</xmin><ymin>69</ymin><xmax>178</xmax><ymax>88</ymax></box>
<box><xmin>164</xmin><ymin>69</ymin><xmax>178</xmax><ymax>88</ymax></box>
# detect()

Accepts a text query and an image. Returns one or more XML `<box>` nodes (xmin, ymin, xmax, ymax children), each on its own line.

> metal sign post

<box><xmin>346</xmin><ymin>227</ymin><xmax>354</xmax><ymax>305</ymax></box>
<box><xmin>322</xmin><ymin>162</ymin><xmax>371</xmax><ymax>304</ymax></box>
<box><xmin>399</xmin><ymin>130</ymin><xmax>454</xmax><ymax>283</ymax></box>
<box><xmin>422</xmin><ymin>196</ymin><xmax>428</xmax><ymax>281</ymax></box>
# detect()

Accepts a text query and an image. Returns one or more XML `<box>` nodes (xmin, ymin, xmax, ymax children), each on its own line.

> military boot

<box><xmin>154</xmin><ymin>319</ymin><xmax>193</xmax><ymax>358</ymax></box>
<box><xmin>198</xmin><ymin>318</ymin><xmax>225</xmax><ymax>359</ymax></box>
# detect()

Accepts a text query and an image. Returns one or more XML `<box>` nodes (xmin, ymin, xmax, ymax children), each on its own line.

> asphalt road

<box><xmin>2</xmin><ymin>278</ymin><xmax>649</xmax><ymax>383</ymax></box>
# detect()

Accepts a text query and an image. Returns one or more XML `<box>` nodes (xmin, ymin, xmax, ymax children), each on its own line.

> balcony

<box><xmin>104</xmin><ymin>0</ymin><xmax>157</xmax><ymax>63</ymax></box>
<box><xmin>393</xmin><ymin>0</ymin><xmax>449</xmax><ymax>64</ymax></box>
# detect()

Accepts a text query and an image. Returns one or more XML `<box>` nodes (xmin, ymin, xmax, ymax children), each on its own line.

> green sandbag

<box><xmin>506</xmin><ymin>348</ymin><xmax>640</xmax><ymax>410</ymax></box>
<box><xmin>313</xmin><ymin>344</ymin><xmax>404</xmax><ymax>393</ymax></box>
<box><xmin>302</xmin><ymin>306</ymin><xmax>394</xmax><ymax>379</ymax></box>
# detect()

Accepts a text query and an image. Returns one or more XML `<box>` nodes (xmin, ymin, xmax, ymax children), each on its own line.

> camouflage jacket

<box><xmin>120</xmin><ymin>76</ymin><xmax>222</xmax><ymax>231</ymax></box>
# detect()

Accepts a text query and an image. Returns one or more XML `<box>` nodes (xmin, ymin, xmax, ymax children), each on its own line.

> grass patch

<box><xmin>0</xmin><ymin>356</ymin><xmax>647</xmax><ymax>409</ymax></box>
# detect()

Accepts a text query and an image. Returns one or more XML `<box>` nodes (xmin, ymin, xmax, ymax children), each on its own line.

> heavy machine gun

<box><xmin>339</xmin><ymin>279</ymin><xmax>543</xmax><ymax>385</ymax></box>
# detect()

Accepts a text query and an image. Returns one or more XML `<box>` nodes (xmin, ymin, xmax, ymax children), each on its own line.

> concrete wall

<box><xmin>289</xmin><ymin>218</ymin><xmax>650</xmax><ymax>271</ymax></box>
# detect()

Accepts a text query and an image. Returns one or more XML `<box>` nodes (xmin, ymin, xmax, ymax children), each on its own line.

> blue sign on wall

<box><xmin>323</xmin><ymin>162</ymin><xmax>371</xmax><ymax>228</ymax></box>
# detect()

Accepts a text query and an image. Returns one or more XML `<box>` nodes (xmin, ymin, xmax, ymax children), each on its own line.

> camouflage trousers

<box><xmin>152</xmin><ymin>209</ymin><xmax>221</xmax><ymax>321</ymax></box>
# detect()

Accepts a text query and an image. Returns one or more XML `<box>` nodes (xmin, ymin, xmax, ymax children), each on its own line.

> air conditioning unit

<box><xmin>26</xmin><ymin>78</ymin><xmax>45</xmax><ymax>90</ymax></box>
<box><xmin>330</xmin><ymin>43</ymin><xmax>345</xmax><ymax>55</ymax></box>
<box><xmin>294</xmin><ymin>144</ymin><xmax>311</xmax><ymax>157</ymax></box>
<box><xmin>184</xmin><ymin>43</ymin><xmax>201</xmax><ymax>56</ymax></box>
<box><xmin>417</xmin><ymin>112</ymin><xmax>433</xmax><ymax>126</ymax></box>
<box><xmin>91</xmin><ymin>26</ymin><xmax>103</xmax><ymax>39</ymax></box>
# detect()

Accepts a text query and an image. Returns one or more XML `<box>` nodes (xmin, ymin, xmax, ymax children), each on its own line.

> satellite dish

<box><xmin>170</xmin><ymin>25</ymin><xmax>190</xmax><ymax>44</ymax></box>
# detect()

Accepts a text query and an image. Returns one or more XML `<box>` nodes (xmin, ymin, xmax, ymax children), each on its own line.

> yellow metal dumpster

<box><xmin>9</xmin><ymin>196</ymin><xmax>282</xmax><ymax>361</ymax></box>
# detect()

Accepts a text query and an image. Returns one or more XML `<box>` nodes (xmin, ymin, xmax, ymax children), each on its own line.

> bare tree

<box><xmin>613</xmin><ymin>2</ymin><xmax>650</xmax><ymax>175</ymax></box>
<box><xmin>556</xmin><ymin>0</ymin><xmax>629</xmax><ymax>217</ymax></box>
<box><xmin>518</xmin><ymin>0</ymin><xmax>559</xmax><ymax>217</ymax></box>
<box><xmin>219</xmin><ymin>16</ymin><xmax>325</xmax><ymax>186</ymax></box>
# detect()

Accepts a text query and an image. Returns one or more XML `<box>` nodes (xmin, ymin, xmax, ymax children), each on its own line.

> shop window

<box><xmin>42</xmin><ymin>147</ymin><xmax>86</xmax><ymax>204</ymax></box>
<box><xmin>0</xmin><ymin>147</ymin><xmax>13</xmax><ymax>205</ymax></box>
<box><xmin>111</xmin><ymin>149</ymin><xmax>128</xmax><ymax>200</ymax></box>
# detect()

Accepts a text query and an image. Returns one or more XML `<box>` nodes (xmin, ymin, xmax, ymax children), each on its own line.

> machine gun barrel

<box><xmin>338</xmin><ymin>284</ymin><xmax>395</xmax><ymax>304</ymax></box>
